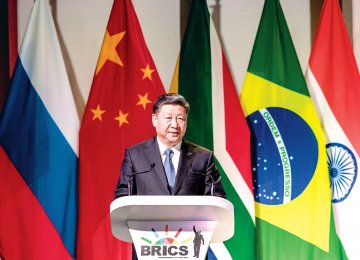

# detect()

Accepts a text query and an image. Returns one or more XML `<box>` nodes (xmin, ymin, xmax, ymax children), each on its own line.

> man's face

<box><xmin>152</xmin><ymin>104</ymin><xmax>187</xmax><ymax>147</ymax></box>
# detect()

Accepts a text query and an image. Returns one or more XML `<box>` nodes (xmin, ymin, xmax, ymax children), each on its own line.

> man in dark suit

<box><xmin>114</xmin><ymin>93</ymin><xmax>226</xmax><ymax>198</ymax></box>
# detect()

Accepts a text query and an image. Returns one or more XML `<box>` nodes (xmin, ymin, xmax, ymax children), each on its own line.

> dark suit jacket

<box><xmin>114</xmin><ymin>137</ymin><xmax>226</xmax><ymax>198</ymax></box>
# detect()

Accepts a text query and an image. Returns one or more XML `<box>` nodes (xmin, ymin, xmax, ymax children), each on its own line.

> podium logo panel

<box><xmin>128</xmin><ymin>221</ymin><xmax>216</xmax><ymax>259</ymax></box>
<box><xmin>140</xmin><ymin>224</ymin><xmax>191</xmax><ymax>257</ymax></box>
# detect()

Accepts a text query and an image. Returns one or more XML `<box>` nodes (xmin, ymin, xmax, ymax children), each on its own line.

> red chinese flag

<box><xmin>77</xmin><ymin>0</ymin><xmax>165</xmax><ymax>258</ymax></box>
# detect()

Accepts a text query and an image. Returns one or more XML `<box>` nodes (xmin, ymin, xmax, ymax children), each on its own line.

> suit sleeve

<box><xmin>204</xmin><ymin>152</ymin><xmax>226</xmax><ymax>198</ymax></box>
<box><xmin>114</xmin><ymin>149</ymin><xmax>134</xmax><ymax>198</ymax></box>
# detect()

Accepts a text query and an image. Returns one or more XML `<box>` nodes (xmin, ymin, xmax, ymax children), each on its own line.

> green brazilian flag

<box><xmin>240</xmin><ymin>0</ymin><xmax>347</xmax><ymax>259</ymax></box>
<box><xmin>171</xmin><ymin>0</ymin><xmax>256</xmax><ymax>259</ymax></box>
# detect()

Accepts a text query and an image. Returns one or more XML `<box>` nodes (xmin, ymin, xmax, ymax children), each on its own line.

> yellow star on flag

<box><xmin>114</xmin><ymin>110</ymin><xmax>129</xmax><ymax>127</ymax></box>
<box><xmin>91</xmin><ymin>104</ymin><xmax>106</xmax><ymax>121</ymax></box>
<box><xmin>96</xmin><ymin>30</ymin><xmax>126</xmax><ymax>75</ymax></box>
<box><xmin>141</xmin><ymin>64</ymin><xmax>155</xmax><ymax>80</ymax></box>
<box><xmin>136</xmin><ymin>93</ymin><xmax>152</xmax><ymax>110</ymax></box>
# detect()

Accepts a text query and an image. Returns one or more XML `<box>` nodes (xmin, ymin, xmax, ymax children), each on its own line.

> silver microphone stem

<box><xmin>128</xmin><ymin>176</ymin><xmax>132</xmax><ymax>196</ymax></box>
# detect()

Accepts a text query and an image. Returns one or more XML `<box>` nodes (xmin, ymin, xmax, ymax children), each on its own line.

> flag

<box><xmin>77</xmin><ymin>0</ymin><xmax>165</xmax><ymax>258</ymax></box>
<box><xmin>240</xmin><ymin>0</ymin><xmax>347</xmax><ymax>258</ymax></box>
<box><xmin>0</xmin><ymin>0</ymin><xmax>79</xmax><ymax>259</ymax></box>
<box><xmin>170</xmin><ymin>0</ymin><xmax>255</xmax><ymax>259</ymax></box>
<box><xmin>354</xmin><ymin>0</ymin><xmax>360</xmax><ymax>68</ymax></box>
<box><xmin>306</xmin><ymin>0</ymin><xmax>360</xmax><ymax>259</ymax></box>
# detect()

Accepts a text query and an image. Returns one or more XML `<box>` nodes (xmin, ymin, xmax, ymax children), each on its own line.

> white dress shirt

<box><xmin>157</xmin><ymin>138</ymin><xmax>182</xmax><ymax>177</ymax></box>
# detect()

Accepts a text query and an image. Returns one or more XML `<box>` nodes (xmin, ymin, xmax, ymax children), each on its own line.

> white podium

<box><xmin>110</xmin><ymin>196</ymin><xmax>234</xmax><ymax>260</ymax></box>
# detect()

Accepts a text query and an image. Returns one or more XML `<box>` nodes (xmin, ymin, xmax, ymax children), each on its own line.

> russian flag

<box><xmin>0</xmin><ymin>0</ymin><xmax>79</xmax><ymax>259</ymax></box>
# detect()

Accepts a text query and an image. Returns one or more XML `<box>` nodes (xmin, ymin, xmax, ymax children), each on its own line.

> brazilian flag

<box><xmin>240</xmin><ymin>0</ymin><xmax>347</xmax><ymax>259</ymax></box>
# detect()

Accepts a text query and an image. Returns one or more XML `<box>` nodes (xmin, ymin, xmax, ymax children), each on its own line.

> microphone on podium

<box><xmin>128</xmin><ymin>163</ymin><xmax>155</xmax><ymax>196</ymax></box>
<box><xmin>188</xmin><ymin>170</ymin><xmax>222</xmax><ymax>196</ymax></box>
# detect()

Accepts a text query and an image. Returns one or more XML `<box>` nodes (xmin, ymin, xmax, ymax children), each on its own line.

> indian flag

<box><xmin>170</xmin><ymin>0</ymin><xmax>255</xmax><ymax>259</ymax></box>
<box><xmin>240</xmin><ymin>0</ymin><xmax>347</xmax><ymax>259</ymax></box>
<box><xmin>306</xmin><ymin>0</ymin><xmax>360</xmax><ymax>259</ymax></box>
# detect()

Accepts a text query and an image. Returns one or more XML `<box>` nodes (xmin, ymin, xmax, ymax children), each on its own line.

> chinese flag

<box><xmin>77</xmin><ymin>0</ymin><xmax>165</xmax><ymax>258</ymax></box>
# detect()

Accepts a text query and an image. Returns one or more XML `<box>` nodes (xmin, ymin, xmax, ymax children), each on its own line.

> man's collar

<box><xmin>157</xmin><ymin>137</ymin><xmax>182</xmax><ymax>154</ymax></box>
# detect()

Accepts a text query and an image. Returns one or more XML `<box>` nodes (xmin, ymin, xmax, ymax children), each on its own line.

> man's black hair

<box><xmin>153</xmin><ymin>93</ymin><xmax>190</xmax><ymax>114</ymax></box>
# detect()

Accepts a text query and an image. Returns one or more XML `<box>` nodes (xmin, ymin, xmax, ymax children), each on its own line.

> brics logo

<box><xmin>141</xmin><ymin>246</ymin><xmax>188</xmax><ymax>257</ymax></box>
<box><xmin>140</xmin><ymin>224</ymin><xmax>193</xmax><ymax>257</ymax></box>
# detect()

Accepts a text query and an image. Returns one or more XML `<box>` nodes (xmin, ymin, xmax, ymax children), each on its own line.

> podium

<box><xmin>110</xmin><ymin>196</ymin><xmax>234</xmax><ymax>260</ymax></box>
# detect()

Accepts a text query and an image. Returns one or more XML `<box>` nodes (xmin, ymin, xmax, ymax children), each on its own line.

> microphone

<box><xmin>188</xmin><ymin>170</ymin><xmax>222</xmax><ymax>196</ymax></box>
<box><xmin>128</xmin><ymin>163</ymin><xmax>155</xmax><ymax>196</ymax></box>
